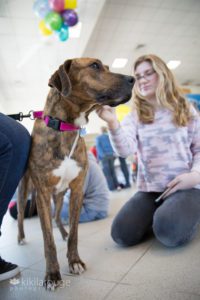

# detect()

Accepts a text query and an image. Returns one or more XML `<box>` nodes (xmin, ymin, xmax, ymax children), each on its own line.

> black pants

<box><xmin>111</xmin><ymin>189</ymin><xmax>200</xmax><ymax>247</ymax></box>
<box><xmin>118</xmin><ymin>157</ymin><xmax>130</xmax><ymax>187</ymax></box>
<box><xmin>101</xmin><ymin>156</ymin><xmax>119</xmax><ymax>191</ymax></box>
<box><xmin>9</xmin><ymin>200</ymin><xmax>37</xmax><ymax>220</ymax></box>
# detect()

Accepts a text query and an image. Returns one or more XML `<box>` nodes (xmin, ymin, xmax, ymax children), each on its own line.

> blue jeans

<box><xmin>0</xmin><ymin>113</ymin><xmax>31</xmax><ymax>229</ymax></box>
<box><xmin>111</xmin><ymin>189</ymin><xmax>200</xmax><ymax>247</ymax></box>
<box><xmin>101</xmin><ymin>156</ymin><xmax>119</xmax><ymax>191</ymax></box>
<box><xmin>60</xmin><ymin>201</ymin><xmax>107</xmax><ymax>224</ymax></box>
<box><xmin>118</xmin><ymin>157</ymin><xmax>130</xmax><ymax>187</ymax></box>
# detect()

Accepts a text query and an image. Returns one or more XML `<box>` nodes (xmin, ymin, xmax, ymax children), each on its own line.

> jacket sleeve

<box><xmin>108</xmin><ymin>111</ymin><xmax>138</xmax><ymax>158</ymax></box>
<box><xmin>190</xmin><ymin>110</ymin><xmax>200</xmax><ymax>174</ymax></box>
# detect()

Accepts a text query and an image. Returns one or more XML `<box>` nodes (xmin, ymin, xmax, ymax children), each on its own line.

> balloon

<box><xmin>33</xmin><ymin>0</ymin><xmax>79</xmax><ymax>42</ymax></box>
<box><xmin>116</xmin><ymin>105</ymin><xmax>131</xmax><ymax>122</ymax></box>
<box><xmin>39</xmin><ymin>19</ymin><xmax>53</xmax><ymax>35</ymax></box>
<box><xmin>57</xmin><ymin>24</ymin><xmax>69</xmax><ymax>41</ymax></box>
<box><xmin>64</xmin><ymin>0</ymin><xmax>77</xmax><ymax>9</ymax></box>
<box><xmin>62</xmin><ymin>9</ymin><xmax>78</xmax><ymax>27</ymax></box>
<box><xmin>33</xmin><ymin>0</ymin><xmax>51</xmax><ymax>18</ymax></box>
<box><xmin>48</xmin><ymin>0</ymin><xmax>65</xmax><ymax>12</ymax></box>
<box><xmin>45</xmin><ymin>11</ymin><xmax>63</xmax><ymax>31</ymax></box>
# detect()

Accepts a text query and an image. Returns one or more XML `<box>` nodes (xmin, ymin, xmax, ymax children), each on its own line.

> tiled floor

<box><xmin>1</xmin><ymin>187</ymin><xmax>200</xmax><ymax>300</ymax></box>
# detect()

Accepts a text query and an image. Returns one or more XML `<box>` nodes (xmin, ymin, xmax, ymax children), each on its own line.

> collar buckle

<box><xmin>47</xmin><ymin>116</ymin><xmax>61</xmax><ymax>130</ymax></box>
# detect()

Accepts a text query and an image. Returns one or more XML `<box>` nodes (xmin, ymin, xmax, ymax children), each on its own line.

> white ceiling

<box><xmin>84</xmin><ymin>0</ymin><xmax>200</xmax><ymax>84</ymax></box>
<box><xmin>0</xmin><ymin>0</ymin><xmax>200</xmax><ymax>132</ymax></box>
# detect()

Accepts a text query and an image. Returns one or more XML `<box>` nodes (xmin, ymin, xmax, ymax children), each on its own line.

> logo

<box><xmin>9</xmin><ymin>276</ymin><xmax>70</xmax><ymax>291</ymax></box>
<box><xmin>10</xmin><ymin>278</ymin><xmax>20</xmax><ymax>285</ymax></box>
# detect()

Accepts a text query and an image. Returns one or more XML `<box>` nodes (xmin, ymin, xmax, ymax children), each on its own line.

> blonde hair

<box><xmin>133</xmin><ymin>54</ymin><xmax>192</xmax><ymax>126</ymax></box>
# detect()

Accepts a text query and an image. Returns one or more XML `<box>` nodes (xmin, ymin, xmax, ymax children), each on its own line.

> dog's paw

<box><xmin>69</xmin><ymin>260</ymin><xmax>86</xmax><ymax>275</ymax></box>
<box><xmin>43</xmin><ymin>271</ymin><xmax>62</xmax><ymax>291</ymax></box>
<box><xmin>18</xmin><ymin>238</ymin><xmax>26</xmax><ymax>245</ymax></box>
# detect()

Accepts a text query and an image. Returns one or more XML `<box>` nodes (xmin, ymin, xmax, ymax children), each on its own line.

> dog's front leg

<box><xmin>52</xmin><ymin>192</ymin><xmax>68</xmax><ymax>240</ymax></box>
<box><xmin>35</xmin><ymin>184</ymin><xmax>61</xmax><ymax>290</ymax></box>
<box><xmin>67</xmin><ymin>176</ymin><xmax>86</xmax><ymax>274</ymax></box>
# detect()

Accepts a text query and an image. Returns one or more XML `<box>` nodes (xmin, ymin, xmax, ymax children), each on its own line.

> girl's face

<box><xmin>135</xmin><ymin>61</ymin><xmax>159</xmax><ymax>101</ymax></box>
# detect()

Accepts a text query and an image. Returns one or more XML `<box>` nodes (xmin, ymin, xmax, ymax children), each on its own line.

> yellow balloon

<box><xmin>64</xmin><ymin>0</ymin><xmax>77</xmax><ymax>9</ymax></box>
<box><xmin>38</xmin><ymin>20</ymin><xmax>52</xmax><ymax>36</ymax></box>
<box><xmin>116</xmin><ymin>104</ymin><xmax>131</xmax><ymax>122</ymax></box>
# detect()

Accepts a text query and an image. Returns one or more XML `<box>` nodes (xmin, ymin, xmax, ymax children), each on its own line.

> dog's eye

<box><xmin>90</xmin><ymin>62</ymin><xmax>100</xmax><ymax>70</ymax></box>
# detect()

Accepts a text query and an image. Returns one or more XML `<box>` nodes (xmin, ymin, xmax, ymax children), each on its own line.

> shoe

<box><xmin>116</xmin><ymin>186</ymin><xmax>122</xmax><ymax>191</ymax></box>
<box><xmin>119</xmin><ymin>183</ymin><xmax>125</xmax><ymax>189</ymax></box>
<box><xmin>0</xmin><ymin>257</ymin><xmax>20</xmax><ymax>282</ymax></box>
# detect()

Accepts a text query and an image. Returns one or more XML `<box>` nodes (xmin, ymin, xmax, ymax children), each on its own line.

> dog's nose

<box><xmin>126</xmin><ymin>76</ymin><xmax>135</xmax><ymax>85</ymax></box>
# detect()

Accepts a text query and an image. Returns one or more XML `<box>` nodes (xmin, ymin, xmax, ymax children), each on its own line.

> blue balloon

<box><xmin>58</xmin><ymin>25</ymin><xmax>69</xmax><ymax>42</ymax></box>
<box><xmin>33</xmin><ymin>0</ymin><xmax>51</xmax><ymax>19</ymax></box>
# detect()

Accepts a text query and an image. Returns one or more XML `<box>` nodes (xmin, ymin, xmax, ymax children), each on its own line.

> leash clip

<box><xmin>7</xmin><ymin>110</ymin><xmax>35</xmax><ymax>121</ymax></box>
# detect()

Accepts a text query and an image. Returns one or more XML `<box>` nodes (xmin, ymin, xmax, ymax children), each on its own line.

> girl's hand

<box><xmin>163</xmin><ymin>171</ymin><xmax>200</xmax><ymax>198</ymax></box>
<box><xmin>96</xmin><ymin>105</ymin><xmax>119</xmax><ymax>130</ymax></box>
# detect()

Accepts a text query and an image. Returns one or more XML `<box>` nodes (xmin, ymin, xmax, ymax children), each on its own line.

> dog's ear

<box><xmin>105</xmin><ymin>65</ymin><xmax>110</xmax><ymax>71</ymax></box>
<box><xmin>48</xmin><ymin>60</ymin><xmax>72</xmax><ymax>97</ymax></box>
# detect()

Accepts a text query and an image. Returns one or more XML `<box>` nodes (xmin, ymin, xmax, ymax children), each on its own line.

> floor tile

<box><xmin>1</xmin><ymin>185</ymin><xmax>200</xmax><ymax>300</ymax></box>
<box><xmin>0</xmin><ymin>268</ymin><xmax>116</xmax><ymax>300</ymax></box>
<box><xmin>118</xmin><ymin>232</ymin><xmax>200</xmax><ymax>299</ymax></box>
<box><xmin>104</xmin><ymin>282</ymin><xmax>200</xmax><ymax>300</ymax></box>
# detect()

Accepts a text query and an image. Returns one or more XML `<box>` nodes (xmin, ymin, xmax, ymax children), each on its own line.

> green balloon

<box><xmin>45</xmin><ymin>11</ymin><xmax>62</xmax><ymax>31</ymax></box>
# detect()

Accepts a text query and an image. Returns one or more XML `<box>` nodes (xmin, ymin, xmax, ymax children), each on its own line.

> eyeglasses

<box><xmin>135</xmin><ymin>69</ymin><xmax>156</xmax><ymax>82</ymax></box>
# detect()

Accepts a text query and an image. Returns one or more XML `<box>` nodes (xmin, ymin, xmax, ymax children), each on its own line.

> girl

<box><xmin>97</xmin><ymin>54</ymin><xmax>200</xmax><ymax>248</ymax></box>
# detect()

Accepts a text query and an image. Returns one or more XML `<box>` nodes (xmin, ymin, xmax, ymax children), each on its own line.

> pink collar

<box><xmin>33</xmin><ymin>111</ymin><xmax>80</xmax><ymax>131</ymax></box>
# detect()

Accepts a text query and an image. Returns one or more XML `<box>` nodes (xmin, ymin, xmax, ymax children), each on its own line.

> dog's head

<box><xmin>48</xmin><ymin>58</ymin><xmax>134</xmax><ymax>107</ymax></box>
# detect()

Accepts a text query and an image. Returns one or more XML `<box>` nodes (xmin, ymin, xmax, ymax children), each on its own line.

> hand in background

<box><xmin>163</xmin><ymin>171</ymin><xmax>200</xmax><ymax>198</ymax></box>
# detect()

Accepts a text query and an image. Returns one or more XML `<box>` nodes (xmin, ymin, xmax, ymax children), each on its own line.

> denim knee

<box><xmin>111</xmin><ymin>219</ymin><xmax>141</xmax><ymax>247</ymax></box>
<box><xmin>153</xmin><ymin>210</ymin><xmax>194</xmax><ymax>247</ymax></box>
<box><xmin>111</xmin><ymin>225</ymin><xmax>131</xmax><ymax>246</ymax></box>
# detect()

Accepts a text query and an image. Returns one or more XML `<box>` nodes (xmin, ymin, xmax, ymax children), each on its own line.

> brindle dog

<box><xmin>17</xmin><ymin>58</ymin><xmax>134</xmax><ymax>290</ymax></box>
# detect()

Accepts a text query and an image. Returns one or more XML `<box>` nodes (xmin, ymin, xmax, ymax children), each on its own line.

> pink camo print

<box><xmin>109</xmin><ymin>106</ymin><xmax>200</xmax><ymax>192</ymax></box>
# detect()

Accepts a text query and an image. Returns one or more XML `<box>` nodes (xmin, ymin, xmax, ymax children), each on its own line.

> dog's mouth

<box><xmin>108</xmin><ymin>94</ymin><xmax>132</xmax><ymax>107</ymax></box>
<box><xmin>96</xmin><ymin>93</ymin><xmax>132</xmax><ymax>107</ymax></box>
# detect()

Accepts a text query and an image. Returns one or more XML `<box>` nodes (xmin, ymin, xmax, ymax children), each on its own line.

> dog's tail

<box><xmin>18</xmin><ymin>171</ymin><xmax>37</xmax><ymax>218</ymax></box>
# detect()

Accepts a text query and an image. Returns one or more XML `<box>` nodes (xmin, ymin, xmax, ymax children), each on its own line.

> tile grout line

<box><xmin>102</xmin><ymin>240</ymin><xmax>155</xmax><ymax>300</ymax></box>
<box><xmin>175</xmin><ymin>291</ymin><xmax>200</xmax><ymax>298</ymax></box>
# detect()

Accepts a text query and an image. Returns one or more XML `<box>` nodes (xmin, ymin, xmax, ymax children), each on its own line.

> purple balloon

<box><xmin>62</xmin><ymin>9</ymin><xmax>78</xmax><ymax>27</ymax></box>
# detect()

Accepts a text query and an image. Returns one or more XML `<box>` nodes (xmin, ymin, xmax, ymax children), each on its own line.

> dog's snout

<box><xmin>126</xmin><ymin>75</ymin><xmax>135</xmax><ymax>85</ymax></box>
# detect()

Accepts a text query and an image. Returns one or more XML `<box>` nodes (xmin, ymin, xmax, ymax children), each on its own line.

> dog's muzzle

<box><xmin>96</xmin><ymin>75</ymin><xmax>135</xmax><ymax>107</ymax></box>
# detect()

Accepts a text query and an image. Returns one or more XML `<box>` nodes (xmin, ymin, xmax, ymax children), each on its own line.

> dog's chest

<box><xmin>74</xmin><ymin>112</ymin><xmax>87</xmax><ymax>127</ymax></box>
<box><xmin>52</xmin><ymin>156</ymin><xmax>82</xmax><ymax>194</ymax></box>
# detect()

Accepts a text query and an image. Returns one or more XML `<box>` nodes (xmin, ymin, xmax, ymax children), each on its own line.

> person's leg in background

<box><xmin>118</xmin><ymin>157</ymin><xmax>131</xmax><ymax>188</ymax></box>
<box><xmin>108</xmin><ymin>156</ymin><xmax>120</xmax><ymax>190</ymax></box>
<box><xmin>111</xmin><ymin>191</ymin><xmax>159</xmax><ymax>246</ymax></box>
<box><xmin>78</xmin><ymin>206</ymin><xmax>107</xmax><ymax>223</ymax></box>
<box><xmin>153</xmin><ymin>189</ymin><xmax>200</xmax><ymax>247</ymax></box>
<box><xmin>101</xmin><ymin>156</ymin><xmax>117</xmax><ymax>191</ymax></box>
<box><xmin>60</xmin><ymin>201</ymin><xmax>107</xmax><ymax>224</ymax></box>
<box><xmin>0</xmin><ymin>113</ymin><xmax>31</xmax><ymax>281</ymax></box>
